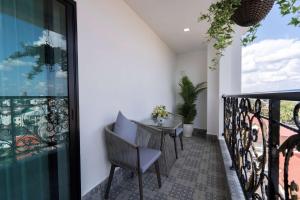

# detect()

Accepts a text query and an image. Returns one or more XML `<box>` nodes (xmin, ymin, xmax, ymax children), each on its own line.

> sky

<box><xmin>0</xmin><ymin>12</ymin><xmax>68</xmax><ymax>97</ymax></box>
<box><xmin>242</xmin><ymin>4</ymin><xmax>300</xmax><ymax>93</ymax></box>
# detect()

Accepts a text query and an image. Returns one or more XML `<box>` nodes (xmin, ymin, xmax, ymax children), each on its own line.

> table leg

<box><xmin>173</xmin><ymin>136</ymin><xmax>178</xmax><ymax>159</ymax></box>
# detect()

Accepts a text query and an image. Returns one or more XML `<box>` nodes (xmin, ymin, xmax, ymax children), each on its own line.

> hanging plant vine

<box><xmin>199</xmin><ymin>0</ymin><xmax>300</xmax><ymax>69</ymax></box>
<box><xmin>241</xmin><ymin>23</ymin><xmax>261</xmax><ymax>46</ymax></box>
<box><xmin>198</xmin><ymin>0</ymin><xmax>241</xmax><ymax>69</ymax></box>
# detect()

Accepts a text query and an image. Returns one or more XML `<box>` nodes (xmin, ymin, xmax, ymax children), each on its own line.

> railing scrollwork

<box><xmin>0</xmin><ymin>96</ymin><xmax>69</xmax><ymax>160</ymax></box>
<box><xmin>223</xmin><ymin>92</ymin><xmax>300</xmax><ymax>200</ymax></box>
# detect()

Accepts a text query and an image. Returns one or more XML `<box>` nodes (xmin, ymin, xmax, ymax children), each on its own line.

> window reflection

<box><xmin>0</xmin><ymin>1</ymin><xmax>71</xmax><ymax>199</ymax></box>
<box><xmin>0</xmin><ymin>0</ymin><xmax>69</xmax><ymax>159</ymax></box>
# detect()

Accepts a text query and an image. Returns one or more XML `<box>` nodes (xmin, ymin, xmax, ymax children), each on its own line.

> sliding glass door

<box><xmin>0</xmin><ymin>0</ymin><xmax>80</xmax><ymax>199</ymax></box>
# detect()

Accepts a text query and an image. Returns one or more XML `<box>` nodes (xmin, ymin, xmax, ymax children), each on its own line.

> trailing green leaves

<box><xmin>199</xmin><ymin>0</ymin><xmax>241</xmax><ymax>69</ymax></box>
<box><xmin>277</xmin><ymin>0</ymin><xmax>300</xmax><ymax>26</ymax></box>
<box><xmin>242</xmin><ymin>23</ymin><xmax>261</xmax><ymax>46</ymax></box>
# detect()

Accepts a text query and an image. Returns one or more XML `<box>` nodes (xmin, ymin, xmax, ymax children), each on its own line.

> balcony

<box><xmin>3</xmin><ymin>93</ymin><xmax>300</xmax><ymax>200</ymax></box>
<box><xmin>83</xmin><ymin>136</ymin><xmax>230</xmax><ymax>200</ymax></box>
<box><xmin>1</xmin><ymin>0</ymin><xmax>300</xmax><ymax>199</ymax></box>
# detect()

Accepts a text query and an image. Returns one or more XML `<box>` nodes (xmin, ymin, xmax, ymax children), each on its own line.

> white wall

<box><xmin>75</xmin><ymin>0</ymin><xmax>176</xmax><ymax>196</ymax></box>
<box><xmin>207</xmin><ymin>28</ymin><xmax>243</xmax><ymax>137</ymax></box>
<box><xmin>175</xmin><ymin>50</ymin><xmax>207</xmax><ymax>129</ymax></box>
<box><xmin>206</xmin><ymin>42</ymin><xmax>220</xmax><ymax>136</ymax></box>
<box><xmin>218</xmin><ymin>29</ymin><xmax>242</xmax><ymax>138</ymax></box>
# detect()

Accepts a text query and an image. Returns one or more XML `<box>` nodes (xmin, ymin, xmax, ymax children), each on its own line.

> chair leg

<box><xmin>130</xmin><ymin>171</ymin><xmax>134</xmax><ymax>178</ymax></box>
<box><xmin>173</xmin><ymin>136</ymin><xmax>178</xmax><ymax>159</ymax></box>
<box><xmin>179</xmin><ymin>134</ymin><xmax>184</xmax><ymax>150</ymax></box>
<box><xmin>154</xmin><ymin>161</ymin><xmax>162</xmax><ymax>188</ymax></box>
<box><xmin>138</xmin><ymin>171</ymin><xmax>143</xmax><ymax>200</ymax></box>
<box><xmin>104</xmin><ymin>164</ymin><xmax>116</xmax><ymax>199</ymax></box>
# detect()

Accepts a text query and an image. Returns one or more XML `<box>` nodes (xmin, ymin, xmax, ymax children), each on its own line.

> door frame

<box><xmin>60</xmin><ymin>0</ymin><xmax>81</xmax><ymax>199</ymax></box>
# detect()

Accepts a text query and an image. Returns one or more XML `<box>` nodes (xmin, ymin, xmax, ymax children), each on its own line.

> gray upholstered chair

<box><xmin>104</xmin><ymin>112</ymin><xmax>162</xmax><ymax>200</ymax></box>
<box><xmin>168</xmin><ymin>113</ymin><xmax>184</xmax><ymax>159</ymax></box>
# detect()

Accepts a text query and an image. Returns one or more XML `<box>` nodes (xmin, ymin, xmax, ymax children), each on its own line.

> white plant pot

<box><xmin>183</xmin><ymin>124</ymin><xmax>194</xmax><ymax>137</ymax></box>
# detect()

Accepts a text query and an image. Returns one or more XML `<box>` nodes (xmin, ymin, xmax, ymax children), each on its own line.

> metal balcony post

<box><xmin>223</xmin><ymin>96</ymin><xmax>226</xmax><ymax>138</ymax></box>
<box><xmin>231</xmin><ymin>98</ymin><xmax>237</xmax><ymax>169</ymax></box>
<box><xmin>268</xmin><ymin>99</ymin><xmax>280</xmax><ymax>199</ymax></box>
<box><xmin>10</xmin><ymin>98</ymin><xmax>16</xmax><ymax>158</ymax></box>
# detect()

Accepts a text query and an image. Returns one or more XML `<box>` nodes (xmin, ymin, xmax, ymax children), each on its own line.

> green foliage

<box><xmin>242</xmin><ymin>23</ymin><xmax>261</xmax><ymax>46</ymax></box>
<box><xmin>199</xmin><ymin>0</ymin><xmax>241</xmax><ymax>69</ymax></box>
<box><xmin>280</xmin><ymin>101</ymin><xmax>296</xmax><ymax>123</ymax></box>
<box><xmin>199</xmin><ymin>0</ymin><xmax>300</xmax><ymax>69</ymax></box>
<box><xmin>277</xmin><ymin>0</ymin><xmax>300</xmax><ymax>26</ymax></box>
<box><xmin>177</xmin><ymin>76</ymin><xmax>207</xmax><ymax>124</ymax></box>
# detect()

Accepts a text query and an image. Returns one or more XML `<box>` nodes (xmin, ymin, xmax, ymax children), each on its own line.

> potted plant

<box><xmin>199</xmin><ymin>0</ymin><xmax>300</xmax><ymax>69</ymax></box>
<box><xmin>232</xmin><ymin>0</ymin><xmax>275</xmax><ymax>27</ymax></box>
<box><xmin>177</xmin><ymin>76</ymin><xmax>207</xmax><ymax>137</ymax></box>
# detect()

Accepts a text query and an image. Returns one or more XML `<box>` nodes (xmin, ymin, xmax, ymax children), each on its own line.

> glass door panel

<box><xmin>0</xmin><ymin>0</ymin><xmax>72</xmax><ymax>199</ymax></box>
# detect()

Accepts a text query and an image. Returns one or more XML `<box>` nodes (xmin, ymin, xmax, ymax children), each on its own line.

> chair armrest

<box><xmin>133</xmin><ymin>121</ymin><xmax>163</xmax><ymax>149</ymax></box>
<box><xmin>105</xmin><ymin>126</ymin><xmax>138</xmax><ymax>169</ymax></box>
<box><xmin>134</xmin><ymin>121</ymin><xmax>162</xmax><ymax>133</ymax></box>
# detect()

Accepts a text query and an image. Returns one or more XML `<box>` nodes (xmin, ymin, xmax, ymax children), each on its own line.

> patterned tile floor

<box><xmin>104</xmin><ymin>136</ymin><xmax>230</xmax><ymax>200</ymax></box>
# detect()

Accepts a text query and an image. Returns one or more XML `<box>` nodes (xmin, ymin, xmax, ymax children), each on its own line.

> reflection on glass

<box><xmin>0</xmin><ymin>0</ymin><xmax>70</xmax><ymax>199</ymax></box>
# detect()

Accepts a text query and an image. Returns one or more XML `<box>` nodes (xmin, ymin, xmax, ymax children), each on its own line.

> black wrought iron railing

<box><xmin>0</xmin><ymin>96</ymin><xmax>69</xmax><ymax>161</ymax></box>
<box><xmin>223</xmin><ymin>92</ymin><xmax>300</xmax><ymax>200</ymax></box>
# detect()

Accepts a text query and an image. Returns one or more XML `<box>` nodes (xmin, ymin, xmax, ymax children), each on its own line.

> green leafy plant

<box><xmin>199</xmin><ymin>0</ymin><xmax>241</xmax><ymax>69</ymax></box>
<box><xmin>177</xmin><ymin>76</ymin><xmax>207</xmax><ymax>124</ymax></box>
<box><xmin>199</xmin><ymin>0</ymin><xmax>300</xmax><ymax>69</ymax></box>
<box><xmin>280</xmin><ymin>101</ymin><xmax>296</xmax><ymax>124</ymax></box>
<box><xmin>241</xmin><ymin>23</ymin><xmax>261</xmax><ymax>46</ymax></box>
<box><xmin>277</xmin><ymin>0</ymin><xmax>300</xmax><ymax>26</ymax></box>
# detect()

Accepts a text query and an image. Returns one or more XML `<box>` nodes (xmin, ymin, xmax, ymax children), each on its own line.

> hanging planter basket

<box><xmin>232</xmin><ymin>0</ymin><xmax>275</xmax><ymax>27</ymax></box>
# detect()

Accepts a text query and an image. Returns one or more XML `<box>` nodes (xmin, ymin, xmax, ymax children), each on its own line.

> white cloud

<box><xmin>55</xmin><ymin>70</ymin><xmax>67</xmax><ymax>79</ymax></box>
<box><xmin>35</xmin><ymin>81</ymin><xmax>47</xmax><ymax>94</ymax></box>
<box><xmin>242</xmin><ymin>38</ymin><xmax>300</xmax><ymax>93</ymax></box>
<box><xmin>0</xmin><ymin>31</ymin><xmax>65</xmax><ymax>72</ymax></box>
<box><xmin>25</xmin><ymin>81</ymin><xmax>32</xmax><ymax>86</ymax></box>
<box><xmin>0</xmin><ymin>58</ymin><xmax>34</xmax><ymax>71</ymax></box>
<box><xmin>34</xmin><ymin>30</ymin><xmax>66</xmax><ymax>50</ymax></box>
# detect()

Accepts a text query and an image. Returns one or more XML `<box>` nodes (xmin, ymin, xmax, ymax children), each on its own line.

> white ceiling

<box><xmin>124</xmin><ymin>0</ymin><xmax>214</xmax><ymax>54</ymax></box>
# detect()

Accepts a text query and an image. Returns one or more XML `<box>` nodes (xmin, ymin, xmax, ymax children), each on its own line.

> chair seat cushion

<box><xmin>114</xmin><ymin>111</ymin><xmax>137</xmax><ymax>144</ymax></box>
<box><xmin>176</xmin><ymin>128</ymin><xmax>183</xmax><ymax>136</ymax></box>
<box><xmin>139</xmin><ymin>147</ymin><xmax>161</xmax><ymax>173</ymax></box>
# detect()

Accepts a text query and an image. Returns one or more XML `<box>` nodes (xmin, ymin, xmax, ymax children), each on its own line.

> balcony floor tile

<box><xmin>104</xmin><ymin>136</ymin><xmax>230</xmax><ymax>200</ymax></box>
